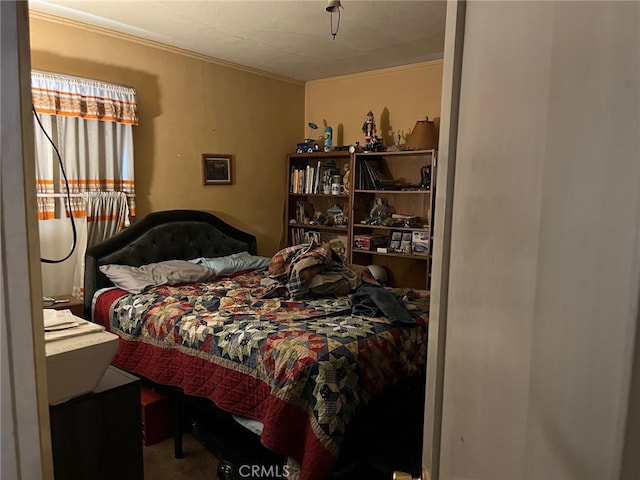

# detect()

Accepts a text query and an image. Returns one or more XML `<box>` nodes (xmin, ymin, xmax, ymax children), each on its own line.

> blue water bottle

<box><xmin>324</xmin><ymin>126</ymin><xmax>333</xmax><ymax>152</ymax></box>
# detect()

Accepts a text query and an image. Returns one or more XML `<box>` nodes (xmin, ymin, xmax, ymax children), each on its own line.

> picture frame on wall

<box><xmin>203</xmin><ymin>154</ymin><xmax>232</xmax><ymax>185</ymax></box>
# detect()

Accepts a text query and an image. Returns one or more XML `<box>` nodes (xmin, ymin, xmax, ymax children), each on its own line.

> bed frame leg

<box><xmin>173</xmin><ymin>390</ymin><xmax>184</xmax><ymax>459</ymax></box>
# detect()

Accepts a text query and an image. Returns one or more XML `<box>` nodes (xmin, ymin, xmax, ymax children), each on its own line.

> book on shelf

<box><xmin>295</xmin><ymin>201</ymin><xmax>314</xmax><ymax>224</ymax></box>
<box><xmin>290</xmin><ymin>161</ymin><xmax>339</xmax><ymax>194</ymax></box>
<box><xmin>290</xmin><ymin>227</ymin><xmax>308</xmax><ymax>246</ymax></box>
<box><xmin>365</xmin><ymin>158</ymin><xmax>395</xmax><ymax>189</ymax></box>
<box><xmin>290</xmin><ymin>167</ymin><xmax>297</xmax><ymax>193</ymax></box>
<box><xmin>306</xmin><ymin>165</ymin><xmax>315</xmax><ymax>194</ymax></box>
<box><xmin>291</xmin><ymin>166</ymin><xmax>307</xmax><ymax>194</ymax></box>
<box><xmin>290</xmin><ymin>166</ymin><xmax>311</xmax><ymax>194</ymax></box>
<box><xmin>399</xmin><ymin>232</ymin><xmax>413</xmax><ymax>254</ymax></box>
<box><xmin>357</xmin><ymin>158</ymin><xmax>395</xmax><ymax>189</ymax></box>
<box><xmin>316</xmin><ymin>161</ymin><xmax>338</xmax><ymax>194</ymax></box>
<box><xmin>313</xmin><ymin>163</ymin><xmax>321</xmax><ymax>194</ymax></box>
<box><xmin>389</xmin><ymin>230</ymin><xmax>402</xmax><ymax>252</ymax></box>
<box><xmin>387</xmin><ymin>231</ymin><xmax>413</xmax><ymax>254</ymax></box>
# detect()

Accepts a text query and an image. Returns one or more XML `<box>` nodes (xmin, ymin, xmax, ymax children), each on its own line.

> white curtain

<box><xmin>33</xmin><ymin>70</ymin><xmax>138</xmax><ymax>298</ymax></box>
<box><xmin>72</xmin><ymin>192</ymin><xmax>130</xmax><ymax>299</ymax></box>
<box><xmin>32</xmin><ymin>70</ymin><xmax>137</xmax><ymax>219</ymax></box>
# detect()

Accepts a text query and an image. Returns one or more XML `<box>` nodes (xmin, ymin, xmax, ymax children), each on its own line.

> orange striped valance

<box><xmin>31</xmin><ymin>70</ymin><xmax>138</xmax><ymax>125</ymax></box>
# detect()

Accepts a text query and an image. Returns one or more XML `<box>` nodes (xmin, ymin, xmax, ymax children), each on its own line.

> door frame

<box><xmin>1</xmin><ymin>2</ymin><xmax>53</xmax><ymax>478</ymax></box>
<box><xmin>422</xmin><ymin>1</ymin><xmax>466</xmax><ymax>478</ymax></box>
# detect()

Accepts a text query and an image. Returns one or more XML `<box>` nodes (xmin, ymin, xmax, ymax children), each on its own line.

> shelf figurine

<box><xmin>368</xmin><ymin>197</ymin><xmax>394</xmax><ymax>224</ymax></box>
<box><xmin>362</xmin><ymin>110</ymin><xmax>376</xmax><ymax>150</ymax></box>
<box><xmin>342</xmin><ymin>164</ymin><xmax>351</xmax><ymax>194</ymax></box>
<box><xmin>296</xmin><ymin>122</ymin><xmax>320</xmax><ymax>153</ymax></box>
<box><xmin>386</xmin><ymin>130</ymin><xmax>402</xmax><ymax>152</ymax></box>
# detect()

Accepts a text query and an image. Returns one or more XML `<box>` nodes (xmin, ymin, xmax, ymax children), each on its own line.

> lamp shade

<box><xmin>326</xmin><ymin>0</ymin><xmax>342</xmax><ymax>12</ymax></box>
<box><xmin>405</xmin><ymin>118</ymin><xmax>438</xmax><ymax>150</ymax></box>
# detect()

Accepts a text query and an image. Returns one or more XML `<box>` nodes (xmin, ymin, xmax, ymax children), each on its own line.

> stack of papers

<box><xmin>43</xmin><ymin>309</ymin><xmax>80</xmax><ymax>331</ymax></box>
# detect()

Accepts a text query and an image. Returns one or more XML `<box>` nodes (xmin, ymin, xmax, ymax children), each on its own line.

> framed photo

<box><xmin>202</xmin><ymin>154</ymin><xmax>232</xmax><ymax>185</ymax></box>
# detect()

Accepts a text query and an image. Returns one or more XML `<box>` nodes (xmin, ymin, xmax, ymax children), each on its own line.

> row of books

<box><xmin>356</xmin><ymin>158</ymin><xmax>396</xmax><ymax>190</ymax></box>
<box><xmin>290</xmin><ymin>161</ymin><xmax>339</xmax><ymax>194</ymax></box>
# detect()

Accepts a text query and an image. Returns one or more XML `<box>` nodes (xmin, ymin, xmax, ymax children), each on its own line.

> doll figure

<box><xmin>362</xmin><ymin>111</ymin><xmax>376</xmax><ymax>147</ymax></box>
<box><xmin>342</xmin><ymin>163</ymin><xmax>351</xmax><ymax>194</ymax></box>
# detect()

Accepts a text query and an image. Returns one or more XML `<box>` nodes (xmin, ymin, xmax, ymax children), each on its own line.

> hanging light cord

<box><xmin>32</xmin><ymin>105</ymin><xmax>78</xmax><ymax>264</ymax></box>
<box><xmin>330</xmin><ymin>7</ymin><xmax>341</xmax><ymax>39</ymax></box>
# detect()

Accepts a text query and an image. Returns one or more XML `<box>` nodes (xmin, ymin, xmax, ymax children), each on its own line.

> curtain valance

<box><xmin>31</xmin><ymin>70</ymin><xmax>138</xmax><ymax>125</ymax></box>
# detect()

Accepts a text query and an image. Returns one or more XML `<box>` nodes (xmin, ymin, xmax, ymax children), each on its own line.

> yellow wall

<box><xmin>305</xmin><ymin>60</ymin><xmax>443</xmax><ymax>149</ymax></box>
<box><xmin>29</xmin><ymin>14</ymin><xmax>304</xmax><ymax>256</ymax></box>
<box><xmin>29</xmin><ymin>14</ymin><xmax>443</xmax><ymax>256</ymax></box>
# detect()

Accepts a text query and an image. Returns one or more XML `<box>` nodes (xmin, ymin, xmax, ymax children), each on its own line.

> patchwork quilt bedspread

<box><xmin>93</xmin><ymin>270</ymin><xmax>428</xmax><ymax>480</ymax></box>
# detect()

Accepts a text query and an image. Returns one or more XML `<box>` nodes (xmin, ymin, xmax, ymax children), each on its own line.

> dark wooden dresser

<box><xmin>49</xmin><ymin>366</ymin><xmax>143</xmax><ymax>480</ymax></box>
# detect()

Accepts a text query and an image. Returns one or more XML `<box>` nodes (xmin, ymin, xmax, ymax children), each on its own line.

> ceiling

<box><xmin>28</xmin><ymin>0</ymin><xmax>447</xmax><ymax>82</ymax></box>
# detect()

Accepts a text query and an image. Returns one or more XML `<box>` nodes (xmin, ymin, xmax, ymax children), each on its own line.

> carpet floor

<box><xmin>143</xmin><ymin>434</ymin><xmax>219</xmax><ymax>480</ymax></box>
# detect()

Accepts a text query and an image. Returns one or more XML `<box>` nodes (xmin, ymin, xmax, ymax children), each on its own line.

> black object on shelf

<box><xmin>420</xmin><ymin>165</ymin><xmax>431</xmax><ymax>190</ymax></box>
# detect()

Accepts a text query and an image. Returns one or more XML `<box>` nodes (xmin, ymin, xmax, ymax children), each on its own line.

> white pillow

<box><xmin>99</xmin><ymin>260</ymin><xmax>214</xmax><ymax>294</ymax></box>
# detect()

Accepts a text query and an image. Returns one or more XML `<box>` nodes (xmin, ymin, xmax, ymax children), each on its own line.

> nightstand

<box><xmin>49</xmin><ymin>366</ymin><xmax>143</xmax><ymax>480</ymax></box>
<box><xmin>43</xmin><ymin>294</ymin><xmax>84</xmax><ymax>318</ymax></box>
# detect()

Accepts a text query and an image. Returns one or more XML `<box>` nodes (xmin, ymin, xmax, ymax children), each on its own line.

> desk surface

<box><xmin>43</xmin><ymin>294</ymin><xmax>83</xmax><ymax>309</ymax></box>
<box><xmin>97</xmin><ymin>365</ymin><xmax>139</xmax><ymax>393</ymax></box>
<box><xmin>44</xmin><ymin>294</ymin><xmax>84</xmax><ymax>317</ymax></box>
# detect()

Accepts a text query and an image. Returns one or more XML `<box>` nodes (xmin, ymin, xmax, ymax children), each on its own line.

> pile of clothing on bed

<box><xmin>259</xmin><ymin>241</ymin><xmax>418</xmax><ymax>326</ymax></box>
<box><xmin>261</xmin><ymin>241</ymin><xmax>371</xmax><ymax>299</ymax></box>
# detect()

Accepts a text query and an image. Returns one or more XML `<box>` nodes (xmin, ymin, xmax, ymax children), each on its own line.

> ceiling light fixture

<box><xmin>326</xmin><ymin>0</ymin><xmax>342</xmax><ymax>39</ymax></box>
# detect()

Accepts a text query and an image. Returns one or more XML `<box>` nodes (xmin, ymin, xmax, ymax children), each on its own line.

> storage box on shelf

<box><xmin>285</xmin><ymin>151</ymin><xmax>352</xmax><ymax>253</ymax></box>
<box><xmin>353</xmin><ymin>233</ymin><xmax>388</xmax><ymax>251</ymax></box>
<box><xmin>349</xmin><ymin>149</ymin><xmax>436</xmax><ymax>290</ymax></box>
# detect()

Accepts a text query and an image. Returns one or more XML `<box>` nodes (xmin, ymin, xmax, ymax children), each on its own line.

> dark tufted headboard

<box><xmin>84</xmin><ymin>209</ymin><xmax>257</xmax><ymax>318</ymax></box>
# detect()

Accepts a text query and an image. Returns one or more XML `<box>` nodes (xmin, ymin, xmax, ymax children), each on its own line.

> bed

<box><xmin>84</xmin><ymin>209</ymin><xmax>429</xmax><ymax>480</ymax></box>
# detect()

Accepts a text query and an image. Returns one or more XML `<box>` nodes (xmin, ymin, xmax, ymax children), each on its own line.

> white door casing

<box><xmin>1</xmin><ymin>2</ymin><xmax>54</xmax><ymax>478</ymax></box>
<box><xmin>433</xmin><ymin>2</ymin><xmax>640</xmax><ymax>479</ymax></box>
